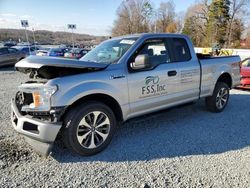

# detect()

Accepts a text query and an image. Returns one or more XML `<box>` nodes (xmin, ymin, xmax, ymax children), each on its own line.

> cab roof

<box><xmin>111</xmin><ymin>33</ymin><xmax>189</xmax><ymax>40</ymax></box>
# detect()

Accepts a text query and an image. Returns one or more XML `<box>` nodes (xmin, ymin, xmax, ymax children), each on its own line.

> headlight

<box><xmin>18</xmin><ymin>84</ymin><xmax>57</xmax><ymax>112</ymax></box>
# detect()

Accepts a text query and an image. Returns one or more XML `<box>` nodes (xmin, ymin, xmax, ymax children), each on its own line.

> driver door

<box><xmin>127</xmin><ymin>39</ymin><xmax>180</xmax><ymax>117</ymax></box>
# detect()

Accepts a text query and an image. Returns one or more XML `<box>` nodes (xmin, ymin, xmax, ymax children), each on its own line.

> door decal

<box><xmin>180</xmin><ymin>69</ymin><xmax>199</xmax><ymax>83</ymax></box>
<box><xmin>140</xmin><ymin>76</ymin><xmax>167</xmax><ymax>99</ymax></box>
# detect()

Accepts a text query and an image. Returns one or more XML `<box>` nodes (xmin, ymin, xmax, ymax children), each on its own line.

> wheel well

<box><xmin>217</xmin><ymin>73</ymin><xmax>232</xmax><ymax>88</ymax></box>
<box><xmin>63</xmin><ymin>94</ymin><xmax>123</xmax><ymax>123</ymax></box>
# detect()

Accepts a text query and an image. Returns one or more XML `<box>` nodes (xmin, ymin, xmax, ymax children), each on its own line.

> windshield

<box><xmin>80</xmin><ymin>37</ymin><xmax>138</xmax><ymax>64</ymax></box>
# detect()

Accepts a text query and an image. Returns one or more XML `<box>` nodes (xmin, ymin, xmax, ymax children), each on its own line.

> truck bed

<box><xmin>197</xmin><ymin>54</ymin><xmax>241</xmax><ymax>97</ymax></box>
<box><xmin>196</xmin><ymin>53</ymin><xmax>240</xmax><ymax>60</ymax></box>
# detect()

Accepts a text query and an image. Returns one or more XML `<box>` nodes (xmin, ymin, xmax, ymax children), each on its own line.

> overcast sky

<box><xmin>0</xmin><ymin>0</ymin><xmax>196</xmax><ymax>36</ymax></box>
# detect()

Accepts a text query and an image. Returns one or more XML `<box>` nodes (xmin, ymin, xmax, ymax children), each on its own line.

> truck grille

<box><xmin>15</xmin><ymin>91</ymin><xmax>33</xmax><ymax>114</ymax></box>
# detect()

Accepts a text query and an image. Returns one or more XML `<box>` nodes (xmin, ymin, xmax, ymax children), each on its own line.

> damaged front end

<box><xmin>15</xmin><ymin>55</ymin><xmax>108</xmax><ymax>79</ymax></box>
<box><xmin>15</xmin><ymin>83</ymin><xmax>63</xmax><ymax>121</ymax></box>
<box><xmin>11</xmin><ymin>56</ymin><xmax>108</xmax><ymax>155</ymax></box>
<box><xmin>11</xmin><ymin>81</ymin><xmax>64</xmax><ymax>156</ymax></box>
<box><xmin>11</xmin><ymin>96</ymin><xmax>63</xmax><ymax>156</ymax></box>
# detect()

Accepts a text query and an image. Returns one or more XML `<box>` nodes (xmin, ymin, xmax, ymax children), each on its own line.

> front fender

<box><xmin>51</xmin><ymin>82</ymin><xmax>125</xmax><ymax>107</ymax></box>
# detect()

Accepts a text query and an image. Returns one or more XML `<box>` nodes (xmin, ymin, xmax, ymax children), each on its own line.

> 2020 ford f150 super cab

<box><xmin>11</xmin><ymin>33</ymin><xmax>241</xmax><ymax>156</ymax></box>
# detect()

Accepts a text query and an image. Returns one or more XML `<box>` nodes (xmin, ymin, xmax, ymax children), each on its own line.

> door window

<box><xmin>137</xmin><ymin>39</ymin><xmax>170</xmax><ymax>65</ymax></box>
<box><xmin>8</xmin><ymin>48</ymin><xmax>18</xmax><ymax>53</ymax></box>
<box><xmin>30</xmin><ymin>47</ymin><xmax>37</xmax><ymax>51</ymax></box>
<box><xmin>0</xmin><ymin>48</ymin><xmax>9</xmax><ymax>55</ymax></box>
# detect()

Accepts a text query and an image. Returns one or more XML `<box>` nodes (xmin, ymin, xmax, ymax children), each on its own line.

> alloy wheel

<box><xmin>216</xmin><ymin>87</ymin><xmax>228</xmax><ymax>109</ymax></box>
<box><xmin>76</xmin><ymin>111</ymin><xmax>110</xmax><ymax>149</ymax></box>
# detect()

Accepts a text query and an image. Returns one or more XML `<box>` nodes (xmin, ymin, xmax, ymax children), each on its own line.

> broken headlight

<box><xmin>18</xmin><ymin>84</ymin><xmax>57</xmax><ymax>112</ymax></box>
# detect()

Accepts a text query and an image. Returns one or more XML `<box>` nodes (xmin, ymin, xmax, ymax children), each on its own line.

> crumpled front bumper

<box><xmin>10</xmin><ymin>99</ymin><xmax>62</xmax><ymax>156</ymax></box>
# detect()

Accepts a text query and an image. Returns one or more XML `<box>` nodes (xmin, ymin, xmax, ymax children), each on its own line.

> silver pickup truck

<box><xmin>11</xmin><ymin>33</ymin><xmax>241</xmax><ymax>156</ymax></box>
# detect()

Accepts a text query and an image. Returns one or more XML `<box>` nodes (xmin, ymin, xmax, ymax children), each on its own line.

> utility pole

<box><xmin>32</xmin><ymin>28</ymin><xmax>36</xmax><ymax>53</ymax></box>
<box><xmin>21</xmin><ymin>20</ymin><xmax>31</xmax><ymax>54</ymax></box>
<box><xmin>68</xmin><ymin>24</ymin><xmax>76</xmax><ymax>48</ymax></box>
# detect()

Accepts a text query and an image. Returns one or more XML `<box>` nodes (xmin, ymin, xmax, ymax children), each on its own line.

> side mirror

<box><xmin>130</xmin><ymin>54</ymin><xmax>151</xmax><ymax>70</ymax></box>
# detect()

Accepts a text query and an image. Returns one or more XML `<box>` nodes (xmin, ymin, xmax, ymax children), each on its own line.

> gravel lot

<box><xmin>0</xmin><ymin>67</ymin><xmax>250</xmax><ymax>187</ymax></box>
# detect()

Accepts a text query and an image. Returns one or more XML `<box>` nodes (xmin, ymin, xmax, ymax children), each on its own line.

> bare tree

<box><xmin>112</xmin><ymin>0</ymin><xmax>153</xmax><ymax>36</ymax></box>
<box><xmin>182</xmin><ymin>1</ymin><xmax>209</xmax><ymax>46</ymax></box>
<box><xmin>226</xmin><ymin>0</ymin><xmax>249</xmax><ymax>47</ymax></box>
<box><xmin>156</xmin><ymin>1</ymin><xmax>176</xmax><ymax>32</ymax></box>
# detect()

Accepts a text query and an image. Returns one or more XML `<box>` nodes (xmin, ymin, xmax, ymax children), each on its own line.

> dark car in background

<box><xmin>48</xmin><ymin>48</ymin><xmax>68</xmax><ymax>57</ymax></box>
<box><xmin>64</xmin><ymin>48</ymin><xmax>89</xmax><ymax>59</ymax></box>
<box><xmin>13</xmin><ymin>46</ymin><xmax>40</xmax><ymax>55</ymax></box>
<box><xmin>4</xmin><ymin>41</ymin><xmax>17</xmax><ymax>47</ymax></box>
<box><xmin>0</xmin><ymin>47</ymin><xmax>26</xmax><ymax>67</ymax></box>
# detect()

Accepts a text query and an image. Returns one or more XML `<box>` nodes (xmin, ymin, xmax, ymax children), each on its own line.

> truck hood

<box><xmin>15</xmin><ymin>56</ymin><xmax>108</xmax><ymax>79</ymax></box>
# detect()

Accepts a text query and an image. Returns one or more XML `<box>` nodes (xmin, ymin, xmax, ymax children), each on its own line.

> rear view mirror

<box><xmin>130</xmin><ymin>54</ymin><xmax>151</xmax><ymax>70</ymax></box>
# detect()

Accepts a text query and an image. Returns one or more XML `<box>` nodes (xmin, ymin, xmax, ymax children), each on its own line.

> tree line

<box><xmin>0</xmin><ymin>29</ymin><xmax>107</xmax><ymax>46</ymax></box>
<box><xmin>111</xmin><ymin>0</ymin><xmax>250</xmax><ymax>48</ymax></box>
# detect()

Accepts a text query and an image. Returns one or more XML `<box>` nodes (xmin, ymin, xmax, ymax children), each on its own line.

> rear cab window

<box><xmin>171</xmin><ymin>38</ymin><xmax>191</xmax><ymax>62</ymax></box>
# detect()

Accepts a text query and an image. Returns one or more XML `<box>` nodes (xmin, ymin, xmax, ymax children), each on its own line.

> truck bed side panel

<box><xmin>199</xmin><ymin>56</ymin><xmax>241</xmax><ymax>97</ymax></box>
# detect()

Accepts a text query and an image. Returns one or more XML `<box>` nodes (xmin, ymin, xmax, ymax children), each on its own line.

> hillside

<box><xmin>0</xmin><ymin>29</ymin><xmax>107</xmax><ymax>46</ymax></box>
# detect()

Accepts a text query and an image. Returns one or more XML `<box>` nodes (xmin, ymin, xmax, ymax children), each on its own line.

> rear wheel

<box><xmin>205</xmin><ymin>82</ymin><xmax>230</xmax><ymax>113</ymax></box>
<box><xmin>62</xmin><ymin>101</ymin><xmax>117</xmax><ymax>156</ymax></box>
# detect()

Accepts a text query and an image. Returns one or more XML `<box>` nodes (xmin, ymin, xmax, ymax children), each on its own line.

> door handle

<box><xmin>110</xmin><ymin>75</ymin><xmax>125</xmax><ymax>79</ymax></box>
<box><xmin>168</xmin><ymin>70</ymin><xmax>177</xmax><ymax>77</ymax></box>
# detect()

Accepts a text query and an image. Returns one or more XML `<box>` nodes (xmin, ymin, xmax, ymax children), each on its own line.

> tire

<box><xmin>205</xmin><ymin>82</ymin><xmax>230</xmax><ymax>113</ymax></box>
<box><xmin>62</xmin><ymin>101</ymin><xmax>117</xmax><ymax>156</ymax></box>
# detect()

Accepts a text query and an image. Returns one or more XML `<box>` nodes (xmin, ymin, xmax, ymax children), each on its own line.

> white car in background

<box><xmin>36</xmin><ymin>48</ymin><xmax>51</xmax><ymax>56</ymax></box>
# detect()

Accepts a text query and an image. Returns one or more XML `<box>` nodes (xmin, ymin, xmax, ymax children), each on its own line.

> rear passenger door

<box><xmin>168</xmin><ymin>38</ymin><xmax>200</xmax><ymax>101</ymax></box>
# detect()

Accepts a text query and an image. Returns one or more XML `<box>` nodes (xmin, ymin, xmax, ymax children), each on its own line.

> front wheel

<box><xmin>205</xmin><ymin>82</ymin><xmax>230</xmax><ymax>113</ymax></box>
<box><xmin>62</xmin><ymin>101</ymin><xmax>117</xmax><ymax>156</ymax></box>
